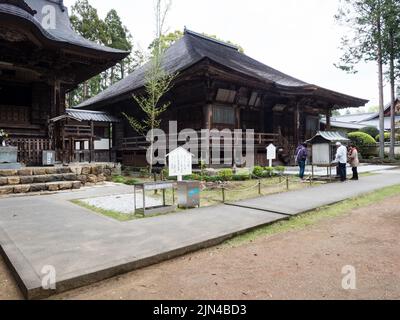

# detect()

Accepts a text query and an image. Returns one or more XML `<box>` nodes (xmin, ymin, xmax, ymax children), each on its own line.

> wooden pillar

<box><xmin>90</xmin><ymin>121</ymin><xmax>94</xmax><ymax>163</ymax></box>
<box><xmin>235</xmin><ymin>105</ymin><xmax>241</xmax><ymax>130</ymax></box>
<box><xmin>326</xmin><ymin>109</ymin><xmax>332</xmax><ymax>131</ymax></box>
<box><xmin>203</xmin><ymin>104</ymin><xmax>212</xmax><ymax>130</ymax></box>
<box><xmin>294</xmin><ymin>103</ymin><xmax>300</xmax><ymax>144</ymax></box>
<box><xmin>109</xmin><ymin>123</ymin><xmax>112</xmax><ymax>162</ymax></box>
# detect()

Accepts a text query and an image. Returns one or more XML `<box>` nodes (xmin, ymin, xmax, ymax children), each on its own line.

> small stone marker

<box><xmin>167</xmin><ymin>147</ymin><xmax>193</xmax><ymax>182</ymax></box>
<box><xmin>266</xmin><ymin>143</ymin><xmax>277</xmax><ymax>168</ymax></box>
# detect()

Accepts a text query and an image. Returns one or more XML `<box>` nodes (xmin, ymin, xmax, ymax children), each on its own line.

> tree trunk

<box><xmin>389</xmin><ymin>32</ymin><xmax>396</xmax><ymax>160</ymax></box>
<box><xmin>377</xmin><ymin>18</ymin><xmax>385</xmax><ymax>159</ymax></box>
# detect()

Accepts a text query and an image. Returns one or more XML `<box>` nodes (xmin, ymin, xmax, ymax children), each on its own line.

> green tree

<box><xmin>69</xmin><ymin>0</ymin><xmax>106</xmax><ymax>103</ymax></box>
<box><xmin>103</xmin><ymin>9</ymin><xmax>134</xmax><ymax>85</ymax></box>
<box><xmin>335</xmin><ymin>0</ymin><xmax>389</xmax><ymax>158</ymax></box>
<box><xmin>123</xmin><ymin>0</ymin><xmax>176</xmax><ymax>173</ymax></box>
<box><xmin>67</xmin><ymin>0</ymin><xmax>138</xmax><ymax>106</ymax></box>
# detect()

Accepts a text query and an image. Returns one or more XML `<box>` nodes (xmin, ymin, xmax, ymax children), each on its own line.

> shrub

<box><xmin>139</xmin><ymin>168</ymin><xmax>150</xmax><ymax>178</ymax></box>
<box><xmin>204</xmin><ymin>176</ymin><xmax>221</xmax><ymax>183</ymax></box>
<box><xmin>252</xmin><ymin>166</ymin><xmax>264</xmax><ymax>178</ymax></box>
<box><xmin>232</xmin><ymin>174</ymin><xmax>251</xmax><ymax>181</ymax></box>
<box><xmin>112</xmin><ymin>175</ymin><xmax>126</xmax><ymax>184</ymax></box>
<box><xmin>183</xmin><ymin>174</ymin><xmax>201</xmax><ymax>181</ymax></box>
<box><xmin>264</xmin><ymin>167</ymin><xmax>275</xmax><ymax>177</ymax></box>
<box><xmin>375</xmin><ymin>132</ymin><xmax>392</xmax><ymax>142</ymax></box>
<box><xmin>360</xmin><ymin>126</ymin><xmax>379</xmax><ymax>139</ymax></box>
<box><xmin>274</xmin><ymin>166</ymin><xmax>286</xmax><ymax>175</ymax></box>
<box><xmin>161</xmin><ymin>168</ymin><xmax>169</xmax><ymax>180</ymax></box>
<box><xmin>218</xmin><ymin>169</ymin><xmax>234</xmax><ymax>181</ymax></box>
<box><xmin>125</xmin><ymin>179</ymin><xmax>139</xmax><ymax>186</ymax></box>
<box><xmin>348</xmin><ymin>132</ymin><xmax>377</xmax><ymax>158</ymax></box>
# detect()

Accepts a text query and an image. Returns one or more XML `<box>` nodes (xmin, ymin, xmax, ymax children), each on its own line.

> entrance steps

<box><xmin>0</xmin><ymin>167</ymin><xmax>83</xmax><ymax>195</ymax></box>
<box><xmin>0</xmin><ymin>163</ymin><xmax>120</xmax><ymax>196</ymax></box>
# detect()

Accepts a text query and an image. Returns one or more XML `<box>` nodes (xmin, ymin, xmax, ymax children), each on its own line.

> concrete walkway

<box><xmin>284</xmin><ymin>164</ymin><xmax>396</xmax><ymax>177</ymax></box>
<box><xmin>1</xmin><ymin>170</ymin><xmax>400</xmax><ymax>299</ymax></box>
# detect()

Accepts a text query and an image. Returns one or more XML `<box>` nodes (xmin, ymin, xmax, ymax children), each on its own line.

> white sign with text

<box><xmin>167</xmin><ymin>147</ymin><xmax>193</xmax><ymax>181</ymax></box>
<box><xmin>266</xmin><ymin>144</ymin><xmax>277</xmax><ymax>167</ymax></box>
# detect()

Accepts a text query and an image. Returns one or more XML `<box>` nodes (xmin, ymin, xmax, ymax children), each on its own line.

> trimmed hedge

<box><xmin>360</xmin><ymin>126</ymin><xmax>379</xmax><ymax>139</ymax></box>
<box><xmin>348</xmin><ymin>132</ymin><xmax>377</xmax><ymax>158</ymax></box>
<box><xmin>374</xmin><ymin>133</ymin><xmax>400</xmax><ymax>142</ymax></box>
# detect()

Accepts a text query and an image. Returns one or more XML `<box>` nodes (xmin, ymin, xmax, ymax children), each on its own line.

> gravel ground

<box><xmin>1</xmin><ymin>195</ymin><xmax>400</xmax><ymax>300</ymax></box>
<box><xmin>81</xmin><ymin>193</ymin><xmax>163</xmax><ymax>214</ymax></box>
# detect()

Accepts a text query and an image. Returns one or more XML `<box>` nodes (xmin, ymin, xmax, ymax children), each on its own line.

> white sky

<box><xmin>64</xmin><ymin>0</ymin><xmax>391</xmax><ymax>110</ymax></box>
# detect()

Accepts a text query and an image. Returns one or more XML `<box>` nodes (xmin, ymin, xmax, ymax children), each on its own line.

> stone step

<box><xmin>0</xmin><ymin>173</ymin><xmax>78</xmax><ymax>186</ymax></box>
<box><xmin>0</xmin><ymin>181</ymin><xmax>82</xmax><ymax>195</ymax></box>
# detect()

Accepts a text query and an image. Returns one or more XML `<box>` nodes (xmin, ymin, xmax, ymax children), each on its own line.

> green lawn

<box><xmin>224</xmin><ymin>184</ymin><xmax>400</xmax><ymax>247</ymax></box>
<box><xmin>71</xmin><ymin>200</ymin><xmax>139</xmax><ymax>222</ymax></box>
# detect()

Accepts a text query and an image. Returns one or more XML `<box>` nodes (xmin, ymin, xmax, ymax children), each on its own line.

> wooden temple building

<box><xmin>77</xmin><ymin>29</ymin><xmax>368</xmax><ymax>166</ymax></box>
<box><xmin>0</xmin><ymin>0</ymin><xmax>127</xmax><ymax>165</ymax></box>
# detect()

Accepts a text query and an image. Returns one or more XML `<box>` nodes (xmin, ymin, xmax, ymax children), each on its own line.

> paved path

<box><xmin>229</xmin><ymin>170</ymin><xmax>400</xmax><ymax>215</ymax></box>
<box><xmin>284</xmin><ymin>164</ymin><xmax>396</xmax><ymax>177</ymax></box>
<box><xmin>1</xmin><ymin>170</ymin><xmax>400</xmax><ymax>299</ymax></box>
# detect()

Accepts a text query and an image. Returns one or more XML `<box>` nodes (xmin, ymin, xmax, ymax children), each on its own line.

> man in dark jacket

<box><xmin>295</xmin><ymin>143</ymin><xmax>308</xmax><ymax>180</ymax></box>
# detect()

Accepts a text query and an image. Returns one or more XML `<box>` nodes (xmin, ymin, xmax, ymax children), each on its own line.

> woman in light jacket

<box><xmin>348</xmin><ymin>143</ymin><xmax>360</xmax><ymax>181</ymax></box>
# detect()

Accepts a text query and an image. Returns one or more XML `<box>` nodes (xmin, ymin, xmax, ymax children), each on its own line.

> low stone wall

<box><xmin>0</xmin><ymin>163</ymin><xmax>121</xmax><ymax>193</ymax></box>
<box><xmin>68</xmin><ymin>163</ymin><xmax>121</xmax><ymax>185</ymax></box>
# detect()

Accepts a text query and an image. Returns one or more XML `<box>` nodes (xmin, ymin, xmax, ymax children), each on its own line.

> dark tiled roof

<box><xmin>0</xmin><ymin>0</ymin><xmax>127</xmax><ymax>55</ymax></box>
<box><xmin>66</xmin><ymin>109</ymin><xmax>120</xmax><ymax>123</ymax></box>
<box><xmin>77</xmin><ymin>30</ymin><xmax>368</xmax><ymax>109</ymax></box>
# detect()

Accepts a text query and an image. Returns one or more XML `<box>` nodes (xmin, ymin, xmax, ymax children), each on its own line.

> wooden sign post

<box><xmin>167</xmin><ymin>147</ymin><xmax>193</xmax><ymax>181</ymax></box>
<box><xmin>266</xmin><ymin>143</ymin><xmax>277</xmax><ymax>168</ymax></box>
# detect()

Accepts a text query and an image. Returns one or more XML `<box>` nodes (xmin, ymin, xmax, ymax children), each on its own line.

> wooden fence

<box><xmin>10</xmin><ymin>138</ymin><xmax>52</xmax><ymax>166</ymax></box>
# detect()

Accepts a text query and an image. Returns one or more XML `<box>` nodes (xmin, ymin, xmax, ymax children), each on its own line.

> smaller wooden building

<box><xmin>49</xmin><ymin>109</ymin><xmax>120</xmax><ymax>164</ymax></box>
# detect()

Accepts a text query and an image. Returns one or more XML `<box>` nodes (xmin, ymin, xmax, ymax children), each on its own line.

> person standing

<box><xmin>295</xmin><ymin>143</ymin><xmax>308</xmax><ymax>181</ymax></box>
<box><xmin>334</xmin><ymin>142</ymin><xmax>348</xmax><ymax>182</ymax></box>
<box><xmin>348</xmin><ymin>143</ymin><xmax>360</xmax><ymax>180</ymax></box>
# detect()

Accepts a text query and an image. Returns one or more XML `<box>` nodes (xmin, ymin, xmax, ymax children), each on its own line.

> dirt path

<box><xmin>2</xmin><ymin>195</ymin><xmax>400</xmax><ymax>300</ymax></box>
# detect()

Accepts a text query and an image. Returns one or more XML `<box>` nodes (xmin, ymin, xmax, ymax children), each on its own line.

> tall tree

<box><xmin>335</xmin><ymin>0</ymin><xmax>387</xmax><ymax>158</ymax></box>
<box><xmin>68</xmin><ymin>0</ymin><xmax>138</xmax><ymax>106</ymax></box>
<box><xmin>123</xmin><ymin>0</ymin><xmax>176</xmax><ymax>173</ymax></box>
<box><xmin>69</xmin><ymin>0</ymin><xmax>106</xmax><ymax>103</ymax></box>
<box><xmin>382</xmin><ymin>0</ymin><xmax>400</xmax><ymax>159</ymax></box>
<box><xmin>104</xmin><ymin>9</ymin><xmax>134</xmax><ymax>85</ymax></box>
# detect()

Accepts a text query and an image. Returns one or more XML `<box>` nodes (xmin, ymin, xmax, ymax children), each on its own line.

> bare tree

<box><xmin>123</xmin><ymin>0</ymin><xmax>176</xmax><ymax>173</ymax></box>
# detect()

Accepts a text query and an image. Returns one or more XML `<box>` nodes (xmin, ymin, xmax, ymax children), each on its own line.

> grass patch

<box><xmin>111</xmin><ymin>175</ymin><xmax>139</xmax><ymax>186</ymax></box>
<box><xmin>224</xmin><ymin>184</ymin><xmax>400</xmax><ymax>247</ymax></box>
<box><xmin>71</xmin><ymin>199</ymin><xmax>138</xmax><ymax>222</ymax></box>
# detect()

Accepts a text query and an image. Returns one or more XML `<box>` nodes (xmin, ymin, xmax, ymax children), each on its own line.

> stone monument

<box><xmin>0</xmin><ymin>146</ymin><xmax>21</xmax><ymax>169</ymax></box>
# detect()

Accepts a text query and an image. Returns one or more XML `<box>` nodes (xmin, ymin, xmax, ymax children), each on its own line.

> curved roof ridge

<box><xmin>0</xmin><ymin>0</ymin><xmax>128</xmax><ymax>55</ymax></box>
<box><xmin>76</xmin><ymin>29</ymin><xmax>367</xmax><ymax>109</ymax></box>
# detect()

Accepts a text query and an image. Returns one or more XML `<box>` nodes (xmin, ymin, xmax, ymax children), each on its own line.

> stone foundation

<box><xmin>0</xmin><ymin>163</ymin><xmax>120</xmax><ymax>195</ymax></box>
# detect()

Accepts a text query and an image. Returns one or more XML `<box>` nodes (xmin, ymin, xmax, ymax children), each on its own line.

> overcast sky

<box><xmin>64</xmin><ymin>0</ymin><xmax>390</xmax><ymax>110</ymax></box>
